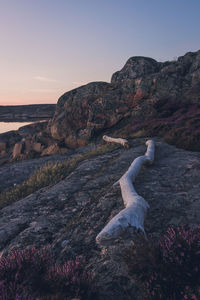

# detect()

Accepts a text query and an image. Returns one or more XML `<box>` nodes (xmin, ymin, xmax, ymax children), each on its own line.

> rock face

<box><xmin>111</xmin><ymin>50</ymin><xmax>200</xmax><ymax>103</ymax></box>
<box><xmin>0</xmin><ymin>138</ymin><xmax>200</xmax><ymax>298</ymax></box>
<box><xmin>111</xmin><ymin>56</ymin><xmax>160</xmax><ymax>82</ymax></box>
<box><xmin>50</xmin><ymin>50</ymin><xmax>200</xmax><ymax>150</ymax></box>
<box><xmin>50</xmin><ymin>82</ymin><xmax>110</xmax><ymax>147</ymax></box>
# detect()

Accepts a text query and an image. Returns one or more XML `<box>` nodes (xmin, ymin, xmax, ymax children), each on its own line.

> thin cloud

<box><xmin>34</xmin><ymin>76</ymin><xmax>58</xmax><ymax>83</ymax></box>
<box><xmin>72</xmin><ymin>81</ymin><xmax>87</xmax><ymax>86</ymax></box>
<box><xmin>29</xmin><ymin>88</ymin><xmax>59</xmax><ymax>93</ymax></box>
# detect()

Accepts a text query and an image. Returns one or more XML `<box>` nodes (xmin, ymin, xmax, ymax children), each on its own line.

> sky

<box><xmin>0</xmin><ymin>0</ymin><xmax>200</xmax><ymax>105</ymax></box>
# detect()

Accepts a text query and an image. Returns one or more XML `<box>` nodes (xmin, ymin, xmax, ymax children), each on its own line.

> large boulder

<box><xmin>50</xmin><ymin>81</ymin><xmax>124</xmax><ymax>148</ymax></box>
<box><xmin>112</xmin><ymin>50</ymin><xmax>200</xmax><ymax>103</ymax></box>
<box><xmin>50</xmin><ymin>50</ymin><xmax>200</xmax><ymax>149</ymax></box>
<box><xmin>111</xmin><ymin>56</ymin><xmax>160</xmax><ymax>83</ymax></box>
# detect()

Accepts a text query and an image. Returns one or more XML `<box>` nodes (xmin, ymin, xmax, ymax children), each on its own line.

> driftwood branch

<box><xmin>103</xmin><ymin>135</ymin><xmax>130</xmax><ymax>148</ymax></box>
<box><xmin>96</xmin><ymin>140</ymin><xmax>155</xmax><ymax>245</ymax></box>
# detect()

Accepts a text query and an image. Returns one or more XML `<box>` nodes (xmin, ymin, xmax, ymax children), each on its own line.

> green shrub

<box><xmin>0</xmin><ymin>143</ymin><xmax>119</xmax><ymax>208</ymax></box>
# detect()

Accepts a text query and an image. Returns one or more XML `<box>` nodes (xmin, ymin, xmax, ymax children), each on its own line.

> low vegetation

<box><xmin>0</xmin><ymin>247</ymin><xmax>95</xmax><ymax>300</ymax></box>
<box><xmin>117</xmin><ymin>102</ymin><xmax>200</xmax><ymax>152</ymax></box>
<box><xmin>124</xmin><ymin>224</ymin><xmax>200</xmax><ymax>300</ymax></box>
<box><xmin>0</xmin><ymin>143</ymin><xmax>119</xmax><ymax>209</ymax></box>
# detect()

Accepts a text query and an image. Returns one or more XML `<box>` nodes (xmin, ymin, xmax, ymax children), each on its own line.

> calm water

<box><xmin>0</xmin><ymin>122</ymin><xmax>33</xmax><ymax>134</ymax></box>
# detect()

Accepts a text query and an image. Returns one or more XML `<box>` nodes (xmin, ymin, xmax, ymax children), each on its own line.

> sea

<box><xmin>0</xmin><ymin>122</ymin><xmax>33</xmax><ymax>134</ymax></box>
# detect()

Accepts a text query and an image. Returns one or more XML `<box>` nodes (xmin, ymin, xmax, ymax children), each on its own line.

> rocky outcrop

<box><xmin>112</xmin><ymin>51</ymin><xmax>200</xmax><ymax>104</ymax></box>
<box><xmin>0</xmin><ymin>104</ymin><xmax>55</xmax><ymax>122</ymax></box>
<box><xmin>111</xmin><ymin>56</ymin><xmax>160</xmax><ymax>82</ymax></box>
<box><xmin>50</xmin><ymin>50</ymin><xmax>200</xmax><ymax>150</ymax></box>
<box><xmin>0</xmin><ymin>121</ymin><xmax>69</xmax><ymax>163</ymax></box>
<box><xmin>0</xmin><ymin>138</ymin><xmax>200</xmax><ymax>298</ymax></box>
<box><xmin>50</xmin><ymin>82</ymin><xmax>110</xmax><ymax>147</ymax></box>
<box><xmin>1</xmin><ymin>50</ymin><xmax>200</xmax><ymax>163</ymax></box>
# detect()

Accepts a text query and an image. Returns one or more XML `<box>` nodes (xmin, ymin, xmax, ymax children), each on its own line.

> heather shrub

<box><xmin>125</xmin><ymin>225</ymin><xmax>200</xmax><ymax>300</ymax></box>
<box><xmin>0</xmin><ymin>247</ymin><xmax>94</xmax><ymax>300</ymax></box>
<box><xmin>120</xmin><ymin>102</ymin><xmax>200</xmax><ymax>152</ymax></box>
<box><xmin>164</xmin><ymin>127</ymin><xmax>200</xmax><ymax>151</ymax></box>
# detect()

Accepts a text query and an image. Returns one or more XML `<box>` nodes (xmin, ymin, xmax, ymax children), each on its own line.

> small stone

<box><xmin>0</xmin><ymin>141</ymin><xmax>6</xmax><ymax>151</ymax></box>
<box><xmin>61</xmin><ymin>240</ymin><xmax>69</xmax><ymax>248</ymax></box>
<box><xmin>41</xmin><ymin>143</ymin><xmax>60</xmax><ymax>156</ymax></box>
<box><xmin>32</xmin><ymin>142</ymin><xmax>43</xmax><ymax>153</ymax></box>
<box><xmin>13</xmin><ymin>142</ymin><xmax>23</xmax><ymax>159</ymax></box>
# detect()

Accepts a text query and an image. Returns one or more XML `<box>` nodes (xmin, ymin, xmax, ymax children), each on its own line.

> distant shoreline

<box><xmin>0</xmin><ymin>104</ymin><xmax>56</xmax><ymax>122</ymax></box>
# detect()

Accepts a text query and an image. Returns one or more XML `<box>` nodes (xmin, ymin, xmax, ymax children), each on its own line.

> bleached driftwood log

<box><xmin>103</xmin><ymin>135</ymin><xmax>130</xmax><ymax>148</ymax></box>
<box><xmin>96</xmin><ymin>140</ymin><xmax>155</xmax><ymax>245</ymax></box>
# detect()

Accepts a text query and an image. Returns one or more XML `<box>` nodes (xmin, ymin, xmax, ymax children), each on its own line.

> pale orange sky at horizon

<box><xmin>0</xmin><ymin>89</ymin><xmax>66</xmax><ymax>106</ymax></box>
<box><xmin>0</xmin><ymin>79</ymin><xmax>96</xmax><ymax>105</ymax></box>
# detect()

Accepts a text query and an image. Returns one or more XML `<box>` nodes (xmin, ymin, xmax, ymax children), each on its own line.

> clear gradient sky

<box><xmin>0</xmin><ymin>0</ymin><xmax>200</xmax><ymax>105</ymax></box>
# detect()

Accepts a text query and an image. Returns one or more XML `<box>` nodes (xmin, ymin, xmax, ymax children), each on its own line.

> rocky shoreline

<box><xmin>0</xmin><ymin>104</ymin><xmax>56</xmax><ymax>165</ymax></box>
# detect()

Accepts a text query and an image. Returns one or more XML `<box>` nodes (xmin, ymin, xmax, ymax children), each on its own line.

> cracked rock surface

<box><xmin>0</xmin><ymin>138</ymin><xmax>200</xmax><ymax>299</ymax></box>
